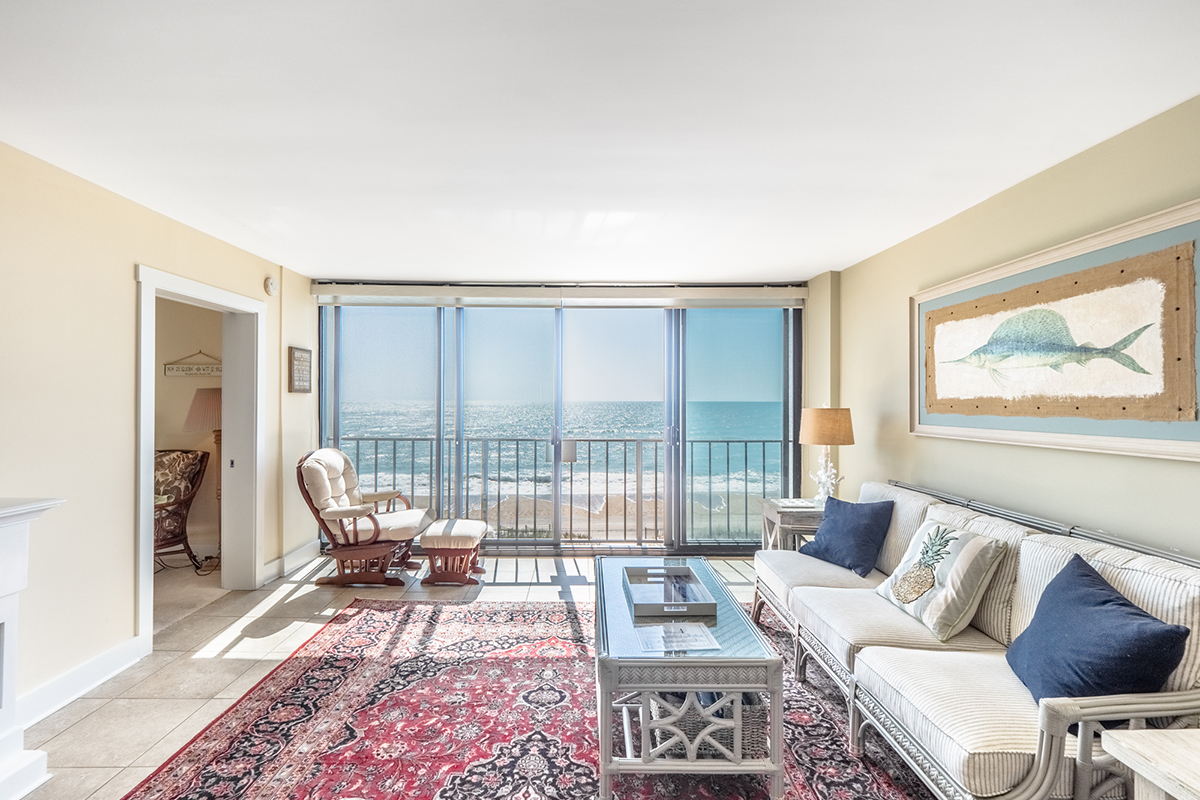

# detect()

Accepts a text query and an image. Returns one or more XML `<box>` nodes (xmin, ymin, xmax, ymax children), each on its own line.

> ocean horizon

<box><xmin>340</xmin><ymin>399</ymin><xmax>784</xmax><ymax>440</ymax></box>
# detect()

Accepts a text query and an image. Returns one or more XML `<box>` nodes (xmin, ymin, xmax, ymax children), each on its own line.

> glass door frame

<box><xmin>320</xmin><ymin>304</ymin><xmax>802</xmax><ymax>551</ymax></box>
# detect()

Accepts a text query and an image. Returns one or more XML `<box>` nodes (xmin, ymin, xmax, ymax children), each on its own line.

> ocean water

<box><xmin>340</xmin><ymin>400</ymin><xmax>783</xmax><ymax>440</ymax></box>
<box><xmin>337</xmin><ymin>401</ymin><xmax>785</xmax><ymax>536</ymax></box>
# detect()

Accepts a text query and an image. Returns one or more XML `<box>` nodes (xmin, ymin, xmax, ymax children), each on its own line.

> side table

<box><xmin>761</xmin><ymin>499</ymin><xmax>823</xmax><ymax>551</ymax></box>
<box><xmin>1102</xmin><ymin>729</ymin><xmax>1200</xmax><ymax>800</ymax></box>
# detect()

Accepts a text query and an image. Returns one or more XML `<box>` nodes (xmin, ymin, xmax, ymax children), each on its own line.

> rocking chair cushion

<box><xmin>343</xmin><ymin>506</ymin><xmax>433</xmax><ymax>542</ymax></box>
<box><xmin>299</xmin><ymin>448</ymin><xmax>368</xmax><ymax>511</ymax></box>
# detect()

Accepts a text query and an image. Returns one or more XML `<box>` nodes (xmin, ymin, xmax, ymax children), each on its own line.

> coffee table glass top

<box><xmin>595</xmin><ymin>556</ymin><xmax>774</xmax><ymax>661</ymax></box>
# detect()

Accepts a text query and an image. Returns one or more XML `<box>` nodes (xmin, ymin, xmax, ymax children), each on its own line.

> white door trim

<box><xmin>135</xmin><ymin>265</ymin><xmax>267</xmax><ymax>640</ymax></box>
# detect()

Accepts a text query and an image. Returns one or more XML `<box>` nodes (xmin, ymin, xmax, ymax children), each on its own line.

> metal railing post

<box><xmin>434</xmin><ymin>307</ymin><xmax>444</xmax><ymax>519</ymax></box>
<box><xmin>481</xmin><ymin>439</ymin><xmax>489</xmax><ymax>528</ymax></box>
<box><xmin>636</xmin><ymin>441</ymin><xmax>644</xmax><ymax>545</ymax></box>
<box><xmin>454</xmin><ymin>307</ymin><xmax>465</xmax><ymax>518</ymax></box>
<box><xmin>552</xmin><ymin>307</ymin><xmax>563</xmax><ymax>545</ymax></box>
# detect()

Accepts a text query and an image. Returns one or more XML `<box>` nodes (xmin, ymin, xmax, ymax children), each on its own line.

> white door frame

<box><xmin>135</xmin><ymin>265</ymin><xmax>267</xmax><ymax>640</ymax></box>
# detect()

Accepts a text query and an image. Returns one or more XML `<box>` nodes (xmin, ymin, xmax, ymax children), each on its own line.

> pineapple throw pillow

<box><xmin>875</xmin><ymin>520</ymin><xmax>1008</xmax><ymax>641</ymax></box>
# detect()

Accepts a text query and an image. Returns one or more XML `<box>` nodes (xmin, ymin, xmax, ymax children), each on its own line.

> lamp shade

<box><xmin>183</xmin><ymin>388</ymin><xmax>222</xmax><ymax>433</ymax></box>
<box><xmin>798</xmin><ymin>408</ymin><xmax>853</xmax><ymax>446</ymax></box>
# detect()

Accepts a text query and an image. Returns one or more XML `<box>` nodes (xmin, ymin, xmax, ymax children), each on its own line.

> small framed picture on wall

<box><xmin>289</xmin><ymin>346</ymin><xmax>312</xmax><ymax>393</ymax></box>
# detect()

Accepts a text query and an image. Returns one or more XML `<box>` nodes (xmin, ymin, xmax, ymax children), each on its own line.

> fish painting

<box><xmin>944</xmin><ymin>308</ymin><xmax>1153</xmax><ymax>385</ymax></box>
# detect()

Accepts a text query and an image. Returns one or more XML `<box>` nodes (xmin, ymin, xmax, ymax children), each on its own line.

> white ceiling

<box><xmin>3</xmin><ymin>2</ymin><xmax>1200</xmax><ymax>284</ymax></box>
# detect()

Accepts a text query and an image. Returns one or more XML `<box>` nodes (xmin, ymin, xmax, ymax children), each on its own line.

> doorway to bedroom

<box><xmin>136</xmin><ymin>265</ymin><xmax>267</xmax><ymax>644</ymax></box>
<box><xmin>152</xmin><ymin>298</ymin><xmax>228</xmax><ymax>631</ymax></box>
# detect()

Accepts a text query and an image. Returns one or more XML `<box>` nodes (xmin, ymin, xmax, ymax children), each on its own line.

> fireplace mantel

<box><xmin>0</xmin><ymin>498</ymin><xmax>62</xmax><ymax>799</ymax></box>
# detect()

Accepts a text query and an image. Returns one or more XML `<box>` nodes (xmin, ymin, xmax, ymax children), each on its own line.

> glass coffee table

<box><xmin>594</xmin><ymin>556</ymin><xmax>784</xmax><ymax>799</ymax></box>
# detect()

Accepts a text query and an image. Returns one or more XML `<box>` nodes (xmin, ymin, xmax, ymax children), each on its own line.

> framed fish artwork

<box><xmin>911</xmin><ymin>198</ymin><xmax>1200</xmax><ymax>461</ymax></box>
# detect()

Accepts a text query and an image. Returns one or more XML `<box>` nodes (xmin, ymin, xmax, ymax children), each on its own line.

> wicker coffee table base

<box><xmin>595</xmin><ymin>659</ymin><xmax>785</xmax><ymax>800</ymax></box>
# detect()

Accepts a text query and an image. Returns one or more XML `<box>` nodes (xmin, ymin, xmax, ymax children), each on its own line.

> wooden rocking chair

<box><xmin>296</xmin><ymin>448</ymin><xmax>433</xmax><ymax>586</ymax></box>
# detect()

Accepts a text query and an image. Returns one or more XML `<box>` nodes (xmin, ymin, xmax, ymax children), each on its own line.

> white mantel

<box><xmin>0</xmin><ymin>499</ymin><xmax>62</xmax><ymax>800</ymax></box>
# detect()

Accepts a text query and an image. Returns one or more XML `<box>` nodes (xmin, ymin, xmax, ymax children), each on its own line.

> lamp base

<box><xmin>810</xmin><ymin>445</ymin><xmax>843</xmax><ymax>510</ymax></box>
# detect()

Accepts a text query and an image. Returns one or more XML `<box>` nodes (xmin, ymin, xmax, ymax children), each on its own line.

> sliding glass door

<box><xmin>461</xmin><ymin>308</ymin><xmax>556</xmax><ymax>541</ymax></box>
<box><xmin>562</xmin><ymin>309</ymin><xmax>665</xmax><ymax>545</ymax></box>
<box><xmin>683</xmin><ymin>309</ymin><xmax>787</xmax><ymax>543</ymax></box>
<box><xmin>331</xmin><ymin>306</ymin><xmax>439</xmax><ymax>506</ymax></box>
<box><xmin>320</xmin><ymin>304</ymin><xmax>796</xmax><ymax>550</ymax></box>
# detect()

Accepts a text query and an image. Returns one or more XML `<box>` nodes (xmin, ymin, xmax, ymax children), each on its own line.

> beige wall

<box><xmin>801</xmin><ymin>271</ymin><xmax>841</xmax><ymax>498</ymax></box>
<box><xmin>279</xmin><ymin>267</ymin><xmax>321</xmax><ymax>557</ymax></box>
<box><xmin>154</xmin><ymin>299</ymin><xmax>223</xmax><ymax>553</ymax></box>
<box><xmin>834</xmin><ymin>94</ymin><xmax>1200</xmax><ymax>559</ymax></box>
<box><xmin>0</xmin><ymin>141</ymin><xmax>319</xmax><ymax>696</ymax></box>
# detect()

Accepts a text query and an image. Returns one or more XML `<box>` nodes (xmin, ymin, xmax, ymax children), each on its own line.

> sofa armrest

<box><xmin>319</xmin><ymin>505</ymin><xmax>375</xmax><ymax>520</ymax></box>
<box><xmin>1039</xmin><ymin>689</ymin><xmax>1200</xmax><ymax>737</ymax></box>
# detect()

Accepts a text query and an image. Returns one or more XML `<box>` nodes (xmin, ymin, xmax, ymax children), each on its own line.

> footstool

<box><xmin>419</xmin><ymin>518</ymin><xmax>489</xmax><ymax>585</ymax></box>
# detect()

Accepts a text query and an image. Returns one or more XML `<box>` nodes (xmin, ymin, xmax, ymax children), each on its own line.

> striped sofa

<box><xmin>751</xmin><ymin>482</ymin><xmax>1200</xmax><ymax>800</ymax></box>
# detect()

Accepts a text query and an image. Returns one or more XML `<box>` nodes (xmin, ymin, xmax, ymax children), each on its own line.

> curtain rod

<box><xmin>311</xmin><ymin>282</ymin><xmax>809</xmax><ymax>308</ymax></box>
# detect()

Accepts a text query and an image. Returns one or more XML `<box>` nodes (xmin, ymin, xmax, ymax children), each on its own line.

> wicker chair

<box><xmin>153</xmin><ymin>449</ymin><xmax>210</xmax><ymax>569</ymax></box>
<box><xmin>296</xmin><ymin>448</ymin><xmax>433</xmax><ymax>586</ymax></box>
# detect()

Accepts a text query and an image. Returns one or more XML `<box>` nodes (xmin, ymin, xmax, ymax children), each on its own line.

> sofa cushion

<box><xmin>925</xmin><ymin>505</ymin><xmax>1038</xmax><ymax>646</ymax></box>
<box><xmin>1011</xmin><ymin>535</ymin><xmax>1200</xmax><ymax>692</ymax></box>
<box><xmin>1009</xmin><ymin>553</ymin><xmax>1191</xmax><ymax>703</ymax></box>
<box><xmin>876</xmin><ymin>520</ymin><xmax>1008</xmax><ymax>641</ymax></box>
<box><xmin>858</xmin><ymin>481</ymin><xmax>943</xmax><ymax>576</ymax></box>
<box><xmin>789</xmin><ymin>587</ymin><xmax>1005</xmax><ymax>675</ymax></box>
<box><xmin>854</xmin><ymin>648</ymin><xmax>1121</xmax><ymax>799</ymax></box>
<box><xmin>800</xmin><ymin>496</ymin><xmax>894</xmax><ymax>577</ymax></box>
<box><xmin>754</xmin><ymin>550</ymin><xmax>886</xmax><ymax>608</ymax></box>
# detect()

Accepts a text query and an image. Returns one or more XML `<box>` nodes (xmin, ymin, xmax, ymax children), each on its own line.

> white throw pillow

<box><xmin>876</xmin><ymin>520</ymin><xmax>1008</xmax><ymax>641</ymax></box>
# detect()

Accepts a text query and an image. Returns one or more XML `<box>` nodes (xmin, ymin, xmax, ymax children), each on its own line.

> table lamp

<box><xmin>798</xmin><ymin>408</ymin><xmax>853</xmax><ymax>509</ymax></box>
<box><xmin>184</xmin><ymin>387</ymin><xmax>223</xmax><ymax>530</ymax></box>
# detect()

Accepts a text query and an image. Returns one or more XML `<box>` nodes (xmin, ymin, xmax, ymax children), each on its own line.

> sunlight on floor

<box><xmin>27</xmin><ymin>554</ymin><xmax>755</xmax><ymax>800</ymax></box>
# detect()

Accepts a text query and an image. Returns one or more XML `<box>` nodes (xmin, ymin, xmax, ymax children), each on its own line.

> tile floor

<box><xmin>24</xmin><ymin>554</ymin><xmax>758</xmax><ymax>800</ymax></box>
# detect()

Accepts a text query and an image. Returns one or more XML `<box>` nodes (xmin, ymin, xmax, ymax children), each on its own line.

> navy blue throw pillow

<box><xmin>1007</xmin><ymin>555</ymin><xmax>1190</xmax><ymax>704</ymax></box>
<box><xmin>799</xmin><ymin>497</ymin><xmax>894</xmax><ymax>577</ymax></box>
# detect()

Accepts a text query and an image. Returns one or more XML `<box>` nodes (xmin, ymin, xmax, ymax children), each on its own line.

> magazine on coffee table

<box><xmin>635</xmin><ymin>622</ymin><xmax>721</xmax><ymax>652</ymax></box>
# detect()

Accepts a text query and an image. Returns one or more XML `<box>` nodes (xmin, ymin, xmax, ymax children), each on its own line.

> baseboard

<box><xmin>16</xmin><ymin>633</ymin><xmax>151</xmax><ymax>728</ymax></box>
<box><xmin>262</xmin><ymin>538</ymin><xmax>323</xmax><ymax>582</ymax></box>
<box><xmin>18</xmin><ymin>540</ymin><xmax>321</xmax><ymax>729</ymax></box>
<box><xmin>0</xmin><ymin>748</ymin><xmax>49</xmax><ymax>800</ymax></box>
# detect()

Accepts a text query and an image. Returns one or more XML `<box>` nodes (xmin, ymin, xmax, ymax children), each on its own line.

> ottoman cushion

<box><xmin>421</xmin><ymin>518</ymin><xmax>488</xmax><ymax>548</ymax></box>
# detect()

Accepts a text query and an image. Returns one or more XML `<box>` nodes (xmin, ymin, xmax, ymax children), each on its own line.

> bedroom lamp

<box><xmin>184</xmin><ymin>387</ymin><xmax>223</xmax><ymax>516</ymax></box>
<box><xmin>798</xmin><ymin>407</ymin><xmax>854</xmax><ymax>509</ymax></box>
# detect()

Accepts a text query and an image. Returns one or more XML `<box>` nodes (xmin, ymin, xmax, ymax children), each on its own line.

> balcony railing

<box><xmin>340</xmin><ymin>436</ymin><xmax>783</xmax><ymax>547</ymax></box>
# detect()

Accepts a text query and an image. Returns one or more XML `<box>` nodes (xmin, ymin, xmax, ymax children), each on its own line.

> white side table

<box><xmin>1102</xmin><ymin>728</ymin><xmax>1200</xmax><ymax>800</ymax></box>
<box><xmin>0</xmin><ymin>498</ymin><xmax>63</xmax><ymax>800</ymax></box>
<box><xmin>760</xmin><ymin>499</ymin><xmax>823</xmax><ymax>551</ymax></box>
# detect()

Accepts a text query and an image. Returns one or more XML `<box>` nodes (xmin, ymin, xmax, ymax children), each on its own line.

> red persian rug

<box><xmin>124</xmin><ymin>600</ymin><xmax>932</xmax><ymax>800</ymax></box>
